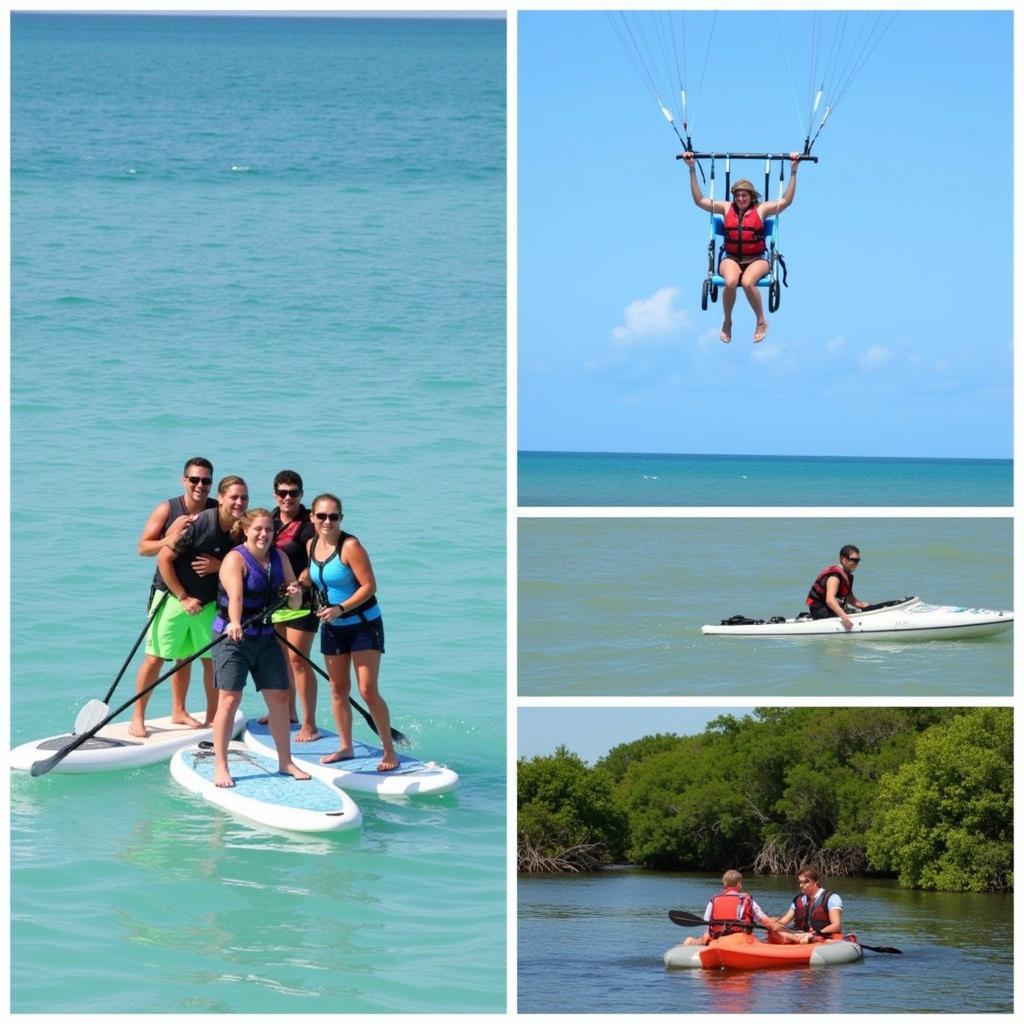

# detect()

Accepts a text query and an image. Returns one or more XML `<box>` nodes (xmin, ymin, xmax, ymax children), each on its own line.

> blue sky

<box><xmin>518</xmin><ymin>706</ymin><xmax>757</xmax><ymax>764</ymax></box>
<box><xmin>518</xmin><ymin>11</ymin><xmax>1012</xmax><ymax>459</ymax></box>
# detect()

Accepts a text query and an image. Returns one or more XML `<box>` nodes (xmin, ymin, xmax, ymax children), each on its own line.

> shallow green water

<box><xmin>519</xmin><ymin>517</ymin><xmax>1012</xmax><ymax>696</ymax></box>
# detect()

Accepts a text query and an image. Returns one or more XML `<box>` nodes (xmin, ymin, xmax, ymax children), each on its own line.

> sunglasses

<box><xmin>845</xmin><ymin>556</ymin><xmax>861</xmax><ymax>563</ymax></box>
<box><xmin>276</xmin><ymin>488</ymin><xmax>301</xmax><ymax>498</ymax></box>
<box><xmin>313</xmin><ymin>512</ymin><xmax>341</xmax><ymax>522</ymax></box>
<box><xmin>186</xmin><ymin>475</ymin><xmax>212</xmax><ymax>486</ymax></box>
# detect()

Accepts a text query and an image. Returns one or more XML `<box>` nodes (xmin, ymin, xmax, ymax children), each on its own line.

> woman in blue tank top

<box><xmin>209</xmin><ymin>508</ymin><xmax>309</xmax><ymax>789</ymax></box>
<box><xmin>302</xmin><ymin>492</ymin><xmax>397</xmax><ymax>772</ymax></box>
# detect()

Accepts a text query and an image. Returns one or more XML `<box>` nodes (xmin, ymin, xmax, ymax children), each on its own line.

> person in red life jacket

<box><xmin>682</xmin><ymin>869</ymin><xmax>783</xmax><ymax>945</ymax></box>
<box><xmin>772</xmin><ymin>867</ymin><xmax>844</xmax><ymax>944</ymax></box>
<box><xmin>806</xmin><ymin>545</ymin><xmax>869</xmax><ymax>631</ymax></box>
<box><xmin>682</xmin><ymin>151</ymin><xmax>800</xmax><ymax>344</ymax></box>
<box><xmin>264</xmin><ymin>469</ymin><xmax>321</xmax><ymax>742</ymax></box>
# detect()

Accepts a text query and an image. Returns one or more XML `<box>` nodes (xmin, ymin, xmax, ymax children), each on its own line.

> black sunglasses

<box><xmin>186</xmin><ymin>475</ymin><xmax>212</xmax><ymax>486</ymax></box>
<box><xmin>276</xmin><ymin>488</ymin><xmax>301</xmax><ymax>498</ymax></box>
<box><xmin>313</xmin><ymin>512</ymin><xmax>341</xmax><ymax>522</ymax></box>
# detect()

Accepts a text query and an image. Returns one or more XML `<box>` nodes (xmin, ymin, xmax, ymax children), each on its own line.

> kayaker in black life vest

<box><xmin>682</xmin><ymin>151</ymin><xmax>800</xmax><ymax>344</ymax></box>
<box><xmin>806</xmin><ymin>545</ymin><xmax>870</xmax><ymax>631</ymax></box>
<box><xmin>772</xmin><ymin>866</ymin><xmax>845</xmax><ymax>944</ymax></box>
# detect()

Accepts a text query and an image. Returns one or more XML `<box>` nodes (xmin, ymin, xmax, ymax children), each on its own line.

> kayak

<box><xmin>702</xmin><ymin>596</ymin><xmax>1013</xmax><ymax>641</ymax></box>
<box><xmin>664</xmin><ymin>931</ymin><xmax>862</xmax><ymax>970</ymax></box>
<box><xmin>243</xmin><ymin>719</ymin><xmax>459</xmax><ymax>796</ymax></box>
<box><xmin>169</xmin><ymin>741</ymin><xmax>362</xmax><ymax>833</ymax></box>
<box><xmin>10</xmin><ymin>709</ymin><xmax>245</xmax><ymax>774</ymax></box>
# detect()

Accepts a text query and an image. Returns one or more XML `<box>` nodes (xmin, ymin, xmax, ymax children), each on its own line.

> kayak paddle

<box><xmin>73</xmin><ymin>590</ymin><xmax>170</xmax><ymax>735</ymax></box>
<box><xmin>668</xmin><ymin>909</ymin><xmax>902</xmax><ymax>954</ymax></box>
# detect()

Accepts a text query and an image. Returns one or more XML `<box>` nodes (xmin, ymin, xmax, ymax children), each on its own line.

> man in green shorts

<box><xmin>136</xmin><ymin>457</ymin><xmax>219</xmax><ymax>732</ymax></box>
<box><xmin>129</xmin><ymin>476</ymin><xmax>248</xmax><ymax>737</ymax></box>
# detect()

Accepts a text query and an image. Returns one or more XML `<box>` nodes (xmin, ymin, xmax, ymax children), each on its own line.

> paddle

<box><xmin>668</xmin><ymin>909</ymin><xmax>902</xmax><ymax>955</ymax></box>
<box><xmin>73</xmin><ymin>590</ymin><xmax>170</xmax><ymax>735</ymax></box>
<box><xmin>275</xmin><ymin>632</ymin><xmax>409</xmax><ymax>746</ymax></box>
<box><xmin>30</xmin><ymin>599</ymin><xmax>287</xmax><ymax>777</ymax></box>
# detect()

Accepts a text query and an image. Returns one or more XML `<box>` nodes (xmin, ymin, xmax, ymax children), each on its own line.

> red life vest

<box><xmin>708</xmin><ymin>888</ymin><xmax>755</xmax><ymax>938</ymax></box>
<box><xmin>723</xmin><ymin>204</ymin><xmax>767</xmax><ymax>261</ymax></box>
<box><xmin>792</xmin><ymin>889</ymin><xmax>835</xmax><ymax>933</ymax></box>
<box><xmin>807</xmin><ymin>565</ymin><xmax>853</xmax><ymax>608</ymax></box>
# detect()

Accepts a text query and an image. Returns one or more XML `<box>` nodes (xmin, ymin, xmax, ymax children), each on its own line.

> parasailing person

<box><xmin>682</xmin><ymin>150</ymin><xmax>800</xmax><ymax>343</ymax></box>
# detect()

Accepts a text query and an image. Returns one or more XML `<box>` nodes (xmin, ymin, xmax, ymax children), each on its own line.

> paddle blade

<box><xmin>74</xmin><ymin>700</ymin><xmax>110</xmax><ymax>735</ymax></box>
<box><xmin>29</xmin><ymin>748</ymin><xmax>66</xmax><ymax>777</ymax></box>
<box><xmin>669</xmin><ymin>909</ymin><xmax>705</xmax><ymax>927</ymax></box>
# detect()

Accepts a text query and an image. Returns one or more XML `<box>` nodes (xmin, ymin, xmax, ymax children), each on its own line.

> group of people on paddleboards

<box><xmin>130</xmin><ymin>457</ymin><xmax>397</xmax><ymax>787</ymax></box>
<box><xmin>683</xmin><ymin>868</ymin><xmax>844</xmax><ymax>946</ymax></box>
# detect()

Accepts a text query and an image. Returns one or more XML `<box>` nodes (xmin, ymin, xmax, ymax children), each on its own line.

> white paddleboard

<box><xmin>10</xmin><ymin>710</ymin><xmax>245</xmax><ymax>774</ymax></box>
<box><xmin>170</xmin><ymin>741</ymin><xmax>361</xmax><ymax>833</ymax></box>
<box><xmin>243</xmin><ymin>719</ymin><xmax>459</xmax><ymax>796</ymax></box>
<box><xmin>701</xmin><ymin>597</ymin><xmax>1013</xmax><ymax>641</ymax></box>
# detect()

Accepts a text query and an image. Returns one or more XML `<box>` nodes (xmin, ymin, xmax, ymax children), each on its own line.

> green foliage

<box><xmin>866</xmin><ymin>708</ymin><xmax>1013</xmax><ymax>892</ymax></box>
<box><xmin>518</xmin><ymin>708</ymin><xmax>1013</xmax><ymax>891</ymax></box>
<box><xmin>517</xmin><ymin>746</ymin><xmax>627</xmax><ymax>862</ymax></box>
<box><xmin>596</xmin><ymin>733</ymin><xmax>683</xmax><ymax>783</ymax></box>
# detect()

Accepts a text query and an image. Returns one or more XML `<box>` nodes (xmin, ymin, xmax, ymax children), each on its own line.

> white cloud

<box><xmin>611</xmin><ymin>286</ymin><xmax>689</xmax><ymax>344</ymax></box>
<box><xmin>860</xmin><ymin>344</ymin><xmax>893</xmax><ymax>370</ymax></box>
<box><xmin>751</xmin><ymin>342</ymin><xmax>784</xmax><ymax>363</ymax></box>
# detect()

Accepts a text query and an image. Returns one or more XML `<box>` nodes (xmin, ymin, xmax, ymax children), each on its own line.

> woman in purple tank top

<box><xmin>209</xmin><ymin>508</ymin><xmax>308</xmax><ymax>789</ymax></box>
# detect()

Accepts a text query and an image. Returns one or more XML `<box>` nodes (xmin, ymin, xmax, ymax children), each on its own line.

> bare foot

<box><xmin>720</xmin><ymin>322</ymin><xmax>732</xmax><ymax>344</ymax></box>
<box><xmin>320</xmin><ymin>748</ymin><xmax>354</xmax><ymax>764</ymax></box>
<box><xmin>127</xmin><ymin>718</ymin><xmax>149</xmax><ymax>739</ymax></box>
<box><xmin>377</xmin><ymin>750</ymin><xmax>400</xmax><ymax>772</ymax></box>
<box><xmin>214</xmin><ymin>769</ymin><xmax>235</xmax><ymax>788</ymax></box>
<box><xmin>281</xmin><ymin>762</ymin><xmax>311</xmax><ymax>780</ymax></box>
<box><xmin>754</xmin><ymin>320</ymin><xmax>768</xmax><ymax>343</ymax></box>
<box><xmin>171</xmin><ymin>712</ymin><xmax>204</xmax><ymax>729</ymax></box>
<box><xmin>294</xmin><ymin>727</ymin><xmax>321</xmax><ymax>743</ymax></box>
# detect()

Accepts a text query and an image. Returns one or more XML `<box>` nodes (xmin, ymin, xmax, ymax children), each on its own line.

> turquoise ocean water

<box><xmin>518</xmin><ymin>451</ymin><xmax>1012</xmax><ymax>506</ymax></box>
<box><xmin>11</xmin><ymin>14</ymin><xmax>505</xmax><ymax>1013</ymax></box>
<box><xmin>518</xmin><ymin>518</ymin><xmax>1012</xmax><ymax>697</ymax></box>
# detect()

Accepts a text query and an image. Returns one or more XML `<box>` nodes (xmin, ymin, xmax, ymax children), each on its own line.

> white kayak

<box><xmin>170</xmin><ymin>741</ymin><xmax>362</xmax><ymax>833</ymax></box>
<box><xmin>243</xmin><ymin>719</ymin><xmax>459</xmax><ymax>796</ymax></box>
<box><xmin>10</xmin><ymin>710</ymin><xmax>245</xmax><ymax>774</ymax></box>
<box><xmin>702</xmin><ymin>597</ymin><xmax>1013</xmax><ymax>641</ymax></box>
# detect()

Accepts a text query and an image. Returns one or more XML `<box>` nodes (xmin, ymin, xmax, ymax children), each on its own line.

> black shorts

<box><xmin>808</xmin><ymin>603</ymin><xmax>836</xmax><ymax>620</ymax></box>
<box><xmin>320</xmin><ymin>617</ymin><xmax>385</xmax><ymax>656</ymax></box>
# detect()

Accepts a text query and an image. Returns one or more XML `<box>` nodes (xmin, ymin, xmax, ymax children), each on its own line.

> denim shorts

<box><xmin>320</xmin><ymin>616</ymin><xmax>385</xmax><ymax>656</ymax></box>
<box><xmin>212</xmin><ymin>631</ymin><xmax>290</xmax><ymax>691</ymax></box>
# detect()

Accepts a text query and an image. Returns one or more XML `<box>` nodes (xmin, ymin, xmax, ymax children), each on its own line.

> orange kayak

<box><xmin>664</xmin><ymin>931</ymin><xmax>862</xmax><ymax>970</ymax></box>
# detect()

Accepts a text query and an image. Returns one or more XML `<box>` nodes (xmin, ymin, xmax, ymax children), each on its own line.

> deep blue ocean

<box><xmin>11</xmin><ymin>13</ymin><xmax>505</xmax><ymax>1013</ymax></box>
<box><xmin>518</xmin><ymin>451</ymin><xmax>1012</xmax><ymax>506</ymax></box>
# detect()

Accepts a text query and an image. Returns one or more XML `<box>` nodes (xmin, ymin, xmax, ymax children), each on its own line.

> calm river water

<box><xmin>518</xmin><ymin>870</ymin><xmax>1012</xmax><ymax>1013</ymax></box>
